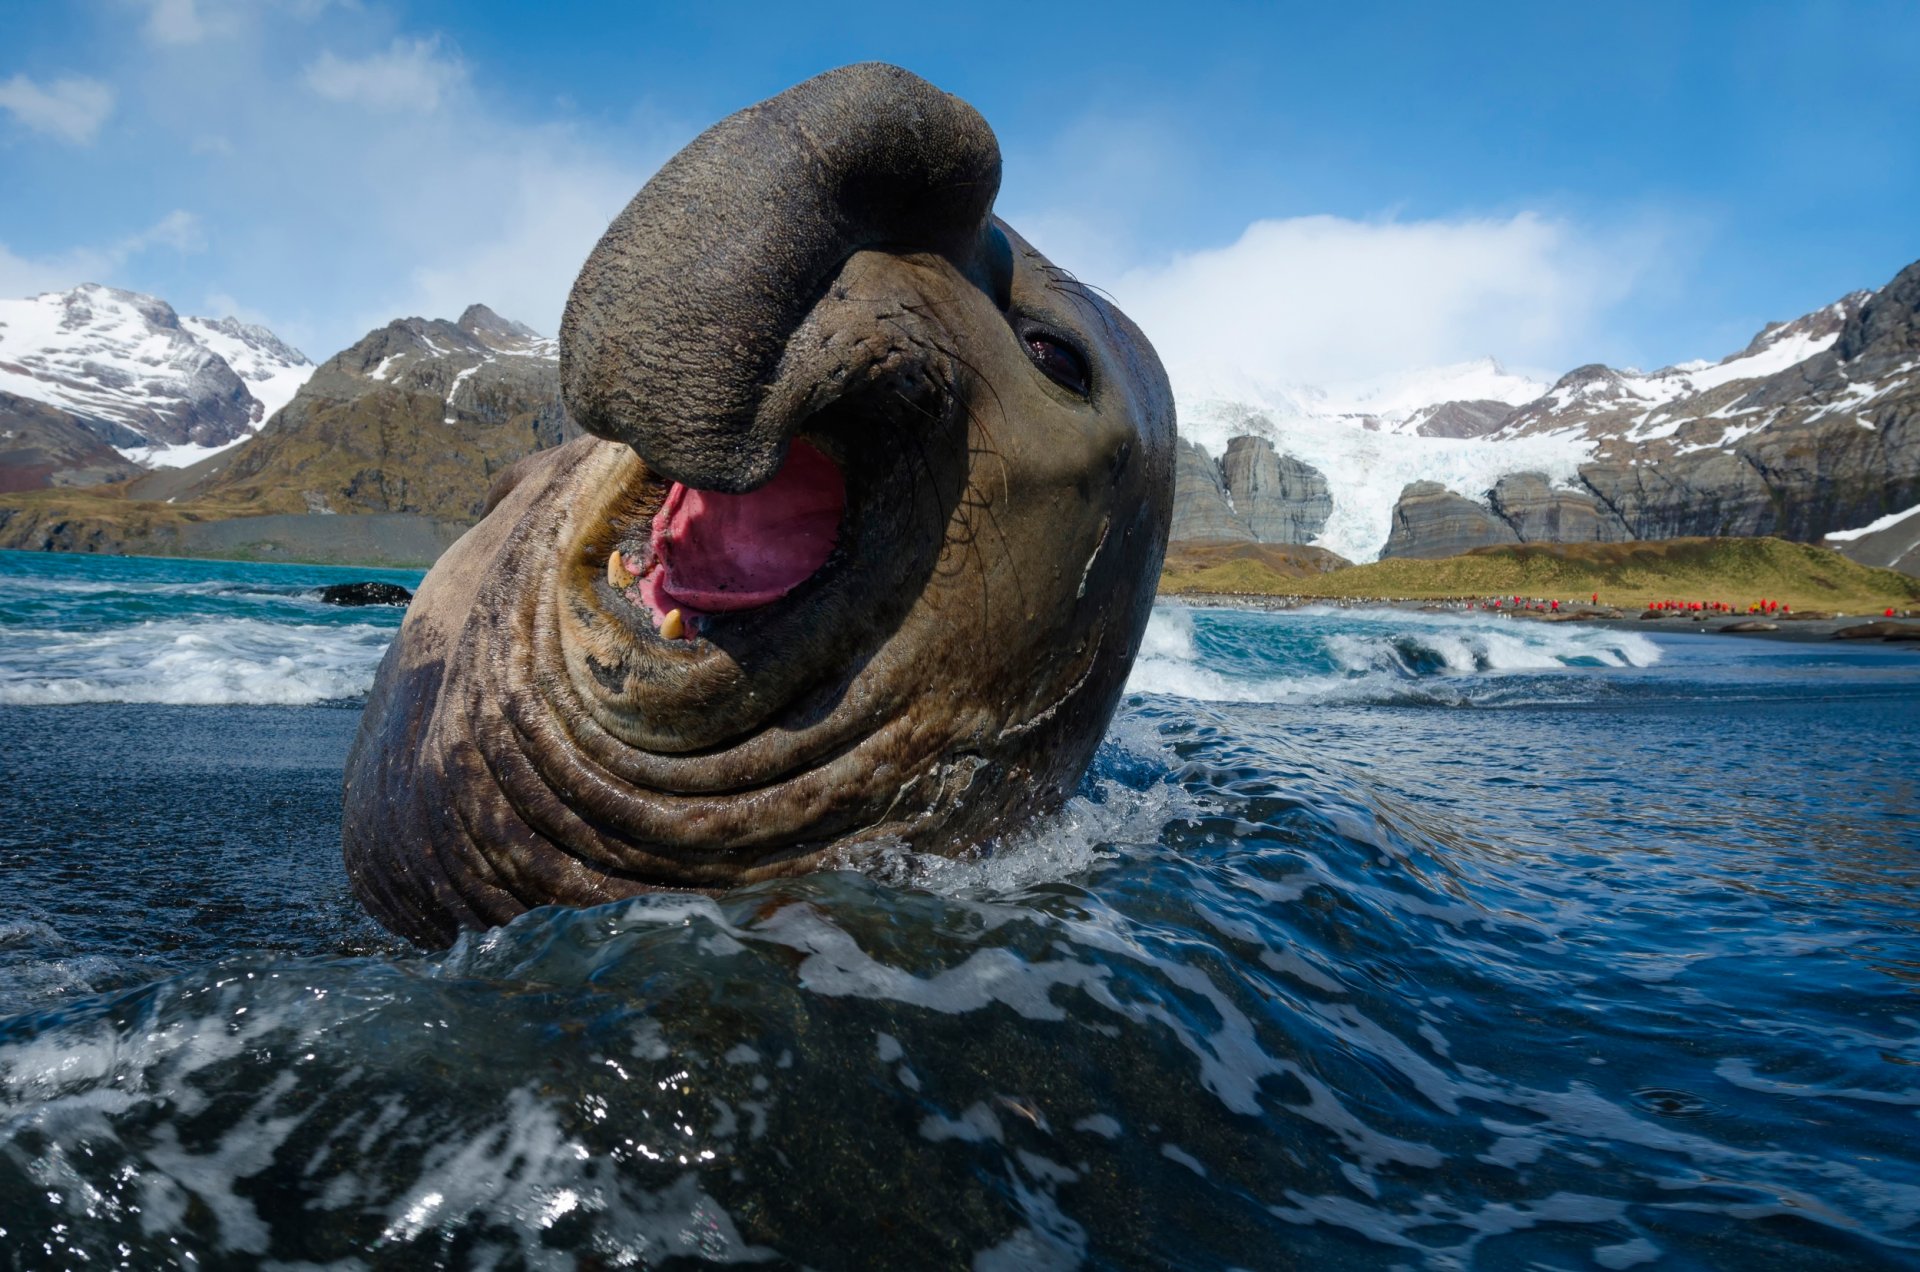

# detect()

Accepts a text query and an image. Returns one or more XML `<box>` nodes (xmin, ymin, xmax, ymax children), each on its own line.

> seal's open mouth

<box><xmin>619</xmin><ymin>440</ymin><xmax>846</xmax><ymax>636</ymax></box>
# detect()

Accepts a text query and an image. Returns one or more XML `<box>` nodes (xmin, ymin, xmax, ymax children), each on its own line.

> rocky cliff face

<box><xmin>1824</xmin><ymin>505</ymin><xmax>1920</xmax><ymax>574</ymax></box>
<box><xmin>1170</xmin><ymin>434</ymin><xmax>1333</xmax><ymax>545</ymax></box>
<box><xmin>1381</xmin><ymin>481</ymin><xmax>1519</xmax><ymax>559</ymax></box>
<box><xmin>1219</xmin><ymin>436</ymin><xmax>1333</xmax><ymax>543</ymax></box>
<box><xmin>1380</xmin><ymin>471</ymin><xmax>1630</xmax><ymax>559</ymax></box>
<box><xmin>1487</xmin><ymin>472</ymin><xmax>1630</xmax><ymax>544</ymax></box>
<box><xmin>1371</xmin><ymin>259</ymin><xmax>1920</xmax><ymax>567</ymax></box>
<box><xmin>1486</xmin><ymin>267</ymin><xmax>1916</xmax><ymax>548</ymax></box>
<box><xmin>0</xmin><ymin>285</ymin><xmax>312</xmax><ymax>454</ymax></box>
<box><xmin>1170</xmin><ymin>439</ymin><xmax>1244</xmax><ymax>541</ymax></box>
<box><xmin>1402</xmin><ymin>399</ymin><xmax>1516</xmax><ymax>439</ymax></box>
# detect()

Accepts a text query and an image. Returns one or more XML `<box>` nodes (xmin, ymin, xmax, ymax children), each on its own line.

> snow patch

<box><xmin>0</xmin><ymin>284</ymin><xmax>311</xmax><ymax>449</ymax></box>
<box><xmin>442</xmin><ymin>359</ymin><xmax>487</xmax><ymax>425</ymax></box>
<box><xmin>122</xmin><ymin>438</ymin><xmax>250</xmax><ymax>470</ymax></box>
<box><xmin>1825</xmin><ymin>502</ymin><xmax>1920</xmax><ymax>543</ymax></box>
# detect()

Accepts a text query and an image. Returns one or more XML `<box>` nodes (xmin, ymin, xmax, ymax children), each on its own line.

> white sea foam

<box><xmin>1126</xmin><ymin>605</ymin><xmax>1660</xmax><ymax>705</ymax></box>
<box><xmin>0</xmin><ymin>617</ymin><xmax>394</xmax><ymax>705</ymax></box>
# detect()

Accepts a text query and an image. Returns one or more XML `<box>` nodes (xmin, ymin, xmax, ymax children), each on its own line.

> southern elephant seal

<box><xmin>342</xmin><ymin>63</ymin><xmax>1175</xmax><ymax>947</ymax></box>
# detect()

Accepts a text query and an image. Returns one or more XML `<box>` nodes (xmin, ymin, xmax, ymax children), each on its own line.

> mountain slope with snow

<box><xmin>161</xmin><ymin>303</ymin><xmax>573</xmax><ymax>521</ymax></box>
<box><xmin>0</xmin><ymin>285</ymin><xmax>313</xmax><ymax>471</ymax></box>
<box><xmin>1169</xmin><ymin>262</ymin><xmax>1918</xmax><ymax>569</ymax></box>
<box><xmin>1493</xmin><ymin>292</ymin><xmax>1871</xmax><ymax>456</ymax></box>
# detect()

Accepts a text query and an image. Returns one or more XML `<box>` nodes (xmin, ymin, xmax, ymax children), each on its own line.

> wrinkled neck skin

<box><xmin>345</xmin><ymin>239</ymin><xmax>1170</xmax><ymax>948</ymax></box>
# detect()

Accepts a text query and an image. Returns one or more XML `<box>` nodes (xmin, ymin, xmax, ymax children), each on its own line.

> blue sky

<box><xmin>3</xmin><ymin>0</ymin><xmax>1916</xmax><ymax>391</ymax></box>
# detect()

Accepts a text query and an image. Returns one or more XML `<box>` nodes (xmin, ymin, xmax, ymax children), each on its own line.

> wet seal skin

<box><xmin>341</xmin><ymin>63</ymin><xmax>1175</xmax><ymax>947</ymax></box>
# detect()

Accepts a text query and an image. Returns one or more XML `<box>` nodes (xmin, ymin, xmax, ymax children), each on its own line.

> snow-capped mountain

<box><xmin>161</xmin><ymin>303</ymin><xmax>574</xmax><ymax>522</ymax></box>
<box><xmin>0</xmin><ymin>284</ymin><xmax>313</xmax><ymax>467</ymax></box>
<box><xmin>1492</xmin><ymin>292</ymin><xmax>1871</xmax><ymax>455</ymax></box>
<box><xmin>1170</xmin><ymin>357</ymin><xmax>1548</xmax><ymax>454</ymax></box>
<box><xmin>1171</xmin><ymin>261</ymin><xmax>1919</xmax><ymax>569</ymax></box>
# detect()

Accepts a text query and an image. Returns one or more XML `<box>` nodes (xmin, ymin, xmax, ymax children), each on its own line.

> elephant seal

<box><xmin>342</xmin><ymin>63</ymin><xmax>1174</xmax><ymax>947</ymax></box>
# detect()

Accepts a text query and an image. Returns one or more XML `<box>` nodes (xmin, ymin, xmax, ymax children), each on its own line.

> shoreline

<box><xmin>1160</xmin><ymin>592</ymin><xmax>1920</xmax><ymax>644</ymax></box>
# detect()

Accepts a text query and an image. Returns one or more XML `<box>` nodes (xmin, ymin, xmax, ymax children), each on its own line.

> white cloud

<box><xmin>1103</xmin><ymin>212</ymin><xmax>1659</xmax><ymax>393</ymax></box>
<box><xmin>0</xmin><ymin>73</ymin><xmax>115</xmax><ymax>144</ymax></box>
<box><xmin>397</xmin><ymin>147</ymin><xmax>641</xmax><ymax>339</ymax></box>
<box><xmin>143</xmin><ymin>0</ymin><xmax>208</xmax><ymax>45</ymax></box>
<box><xmin>0</xmin><ymin>210</ymin><xmax>204</xmax><ymax>298</ymax></box>
<box><xmin>1</xmin><ymin>5</ymin><xmax>683</xmax><ymax>356</ymax></box>
<box><xmin>122</xmin><ymin>209</ymin><xmax>206</xmax><ymax>255</ymax></box>
<box><xmin>304</xmin><ymin>37</ymin><xmax>467</xmax><ymax>113</ymax></box>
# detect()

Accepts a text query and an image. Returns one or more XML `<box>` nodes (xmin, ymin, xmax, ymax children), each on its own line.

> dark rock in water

<box><xmin>319</xmin><ymin>581</ymin><xmax>413</xmax><ymax>607</ymax></box>
<box><xmin>1639</xmin><ymin>610</ymin><xmax>1665</xmax><ymax>620</ymax></box>
<box><xmin>1382</xmin><ymin>481</ymin><xmax>1519</xmax><ymax>559</ymax></box>
<box><xmin>1834</xmin><ymin>620</ymin><xmax>1920</xmax><ymax>640</ymax></box>
<box><xmin>1718</xmin><ymin>620</ymin><xmax>1780</xmax><ymax>632</ymax></box>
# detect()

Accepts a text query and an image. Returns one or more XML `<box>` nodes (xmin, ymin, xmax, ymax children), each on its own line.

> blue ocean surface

<box><xmin>1</xmin><ymin>548</ymin><xmax>1917</xmax><ymax>1268</ymax></box>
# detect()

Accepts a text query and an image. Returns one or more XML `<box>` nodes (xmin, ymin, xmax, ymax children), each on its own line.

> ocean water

<box><xmin>1</xmin><ymin>549</ymin><xmax>1917</xmax><ymax>1269</ymax></box>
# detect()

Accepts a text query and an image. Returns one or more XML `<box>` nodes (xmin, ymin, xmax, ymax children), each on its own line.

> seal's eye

<box><xmin>1025</xmin><ymin>331</ymin><xmax>1091</xmax><ymax>397</ymax></box>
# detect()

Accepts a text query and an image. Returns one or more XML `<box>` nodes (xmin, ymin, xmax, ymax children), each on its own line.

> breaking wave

<box><xmin>0</xmin><ymin>551</ymin><xmax>414</xmax><ymax>706</ymax></box>
<box><xmin>1127</xmin><ymin>603</ymin><xmax>1661</xmax><ymax>704</ymax></box>
<box><xmin>0</xmin><ymin>616</ymin><xmax>396</xmax><ymax>705</ymax></box>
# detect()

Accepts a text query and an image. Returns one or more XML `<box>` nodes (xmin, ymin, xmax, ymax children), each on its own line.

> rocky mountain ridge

<box><xmin>0</xmin><ymin>302</ymin><xmax>572</xmax><ymax>562</ymax></box>
<box><xmin>1173</xmin><ymin>256</ymin><xmax>1920</xmax><ymax>573</ymax></box>
<box><xmin>4</xmin><ymin>257</ymin><xmax>1916</xmax><ymax>574</ymax></box>
<box><xmin>171</xmin><ymin>303</ymin><xmax>571</xmax><ymax>519</ymax></box>
<box><xmin>0</xmin><ymin>284</ymin><xmax>313</xmax><ymax>467</ymax></box>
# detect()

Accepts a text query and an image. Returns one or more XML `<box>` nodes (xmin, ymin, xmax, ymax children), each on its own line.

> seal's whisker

<box><xmin>1039</xmin><ymin>268</ymin><xmax>1121</xmax><ymax>342</ymax></box>
<box><xmin>916</xmin><ymin>333</ymin><xmax>1014</xmax><ymax>506</ymax></box>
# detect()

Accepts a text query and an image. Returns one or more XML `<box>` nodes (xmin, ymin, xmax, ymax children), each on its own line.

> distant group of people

<box><xmin>1645</xmin><ymin>598</ymin><xmax>1793</xmax><ymax>616</ymax></box>
<box><xmin>1466</xmin><ymin>593</ymin><xmax>1602</xmax><ymax>614</ymax></box>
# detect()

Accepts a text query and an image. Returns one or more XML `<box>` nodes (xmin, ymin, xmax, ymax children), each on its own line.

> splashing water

<box><xmin>2</xmin><ymin>554</ymin><xmax>1917</xmax><ymax>1268</ymax></box>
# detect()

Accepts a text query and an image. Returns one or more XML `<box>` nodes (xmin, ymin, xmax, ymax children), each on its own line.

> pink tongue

<box><xmin>640</xmin><ymin>440</ymin><xmax>845</xmax><ymax>617</ymax></box>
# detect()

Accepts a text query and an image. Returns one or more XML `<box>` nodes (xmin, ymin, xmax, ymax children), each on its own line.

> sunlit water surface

<box><xmin>2</xmin><ymin>550</ymin><xmax>1917</xmax><ymax>1269</ymax></box>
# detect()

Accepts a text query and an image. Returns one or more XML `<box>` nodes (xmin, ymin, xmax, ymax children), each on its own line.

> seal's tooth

<box><xmin>607</xmin><ymin>549</ymin><xmax>625</xmax><ymax>590</ymax></box>
<box><xmin>660</xmin><ymin>609</ymin><xmax>685</xmax><ymax>640</ymax></box>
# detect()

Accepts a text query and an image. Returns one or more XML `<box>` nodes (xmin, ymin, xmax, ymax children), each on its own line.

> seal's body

<box><xmin>343</xmin><ymin>64</ymin><xmax>1174</xmax><ymax>947</ymax></box>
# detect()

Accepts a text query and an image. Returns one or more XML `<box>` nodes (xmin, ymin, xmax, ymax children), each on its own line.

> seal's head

<box><xmin>343</xmin><ymin>63</ymin><xmax>1174</xmax><ymax>947</ymax></box>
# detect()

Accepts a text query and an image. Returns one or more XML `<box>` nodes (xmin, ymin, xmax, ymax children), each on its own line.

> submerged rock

<box><xmin>319</xmin><ymin>581</ymin><xmax>413</xmax><ymax>607</ymax></box>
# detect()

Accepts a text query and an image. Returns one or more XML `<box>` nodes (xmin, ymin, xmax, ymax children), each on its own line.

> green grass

<box><xmin>1159</xmin><ymin>537</ymin><xmax>1920</xmax><ymax>612</ymax></box>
